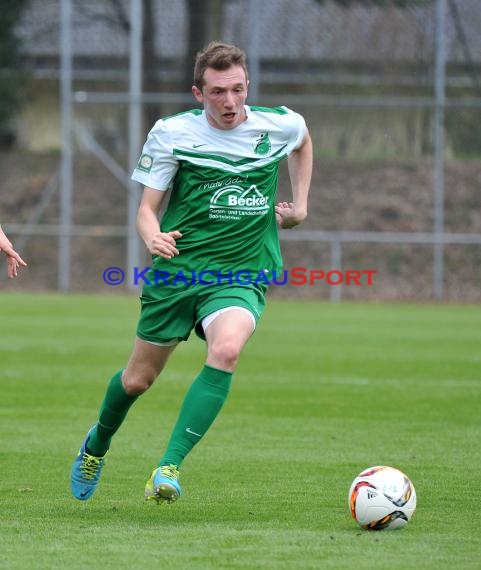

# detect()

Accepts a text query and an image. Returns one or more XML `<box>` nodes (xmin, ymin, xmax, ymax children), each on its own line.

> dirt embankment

<box><xmin>1</xmin><ymin>151</ymin><xmax>480</xmax><ymax>301</ymax></box>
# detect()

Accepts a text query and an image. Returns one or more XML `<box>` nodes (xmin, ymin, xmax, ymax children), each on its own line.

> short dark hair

<box><xmin>193</xmin><ymin>42</ymin><xmax>248</xmax><ymax>89</ymax></box>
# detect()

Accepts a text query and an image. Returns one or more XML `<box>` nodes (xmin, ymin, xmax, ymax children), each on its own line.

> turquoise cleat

<box><xmin>144</xmin><ymin>465</ymin><xmax>181</xmax><ymax>504</ymax></box>
<box><xmin>70</xmin><ymin>427</ymin><xmax>106</xmax><ymax>501</ymax></box>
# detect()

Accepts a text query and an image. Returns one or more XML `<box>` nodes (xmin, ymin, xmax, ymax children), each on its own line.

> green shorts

<box><xmin>136</xmin><ymin>279</ymin><xmax>267</xmax><ymax>344</ymax></box>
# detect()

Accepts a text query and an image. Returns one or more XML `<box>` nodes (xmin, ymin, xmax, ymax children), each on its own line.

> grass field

<box><xmin>1</xmin><ymin>293</ymin><xmax>480</xmax><ymax>569</ymax></box>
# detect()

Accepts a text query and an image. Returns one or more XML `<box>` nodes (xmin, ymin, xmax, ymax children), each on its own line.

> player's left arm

<box><xmin>275</xmin><ymin>129</ymin><xmax>313</xmax><ymax>229</ymax></box>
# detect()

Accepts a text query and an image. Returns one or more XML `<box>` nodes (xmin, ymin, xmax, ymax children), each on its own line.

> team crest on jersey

<box><xmin>137</xmin><ymin>153</ymin><xmax>153</xmax><ymax>173</ymax></box>
<box><xmin>252</xmin><ymin>132</ymin><xmax>271</xmax><ymax>155</ymax></box>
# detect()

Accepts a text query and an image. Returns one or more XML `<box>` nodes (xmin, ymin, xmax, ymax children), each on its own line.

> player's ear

<box><xmin>192</xmin><ymin>85</ymin><xmax>203</xmax><ymax>103</ymax></box>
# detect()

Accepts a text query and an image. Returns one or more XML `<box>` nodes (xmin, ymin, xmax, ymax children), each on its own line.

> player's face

<box><xmin>192</xmin><ymin>65</ymin><xmax>248</xmax><ymax>130</ymax></box>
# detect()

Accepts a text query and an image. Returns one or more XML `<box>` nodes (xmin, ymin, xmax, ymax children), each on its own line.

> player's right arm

<box><xmin>136</xmin><ymin>186</ymin><xmax>182</xmax><ymax>260</ymax></box>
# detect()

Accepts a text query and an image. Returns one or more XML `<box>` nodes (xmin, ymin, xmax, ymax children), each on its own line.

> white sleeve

<box><xmin>289</xmin><ymin>109</ymin><xmax>308</xmax><ymax>151</ymax></box>
<box><xmin>277</xmin><ymin>106</ymin><xmax>308</xmax><ymax>153</ymax></box>
<box><xmin>131</xmin><ymin>120</ymin><xmax>179</xmax><ymax>191</ymax></box>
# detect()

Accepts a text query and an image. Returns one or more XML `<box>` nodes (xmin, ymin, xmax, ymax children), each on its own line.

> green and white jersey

<box><xmin>132</xmin><ymin>105</ymin><xmax>307</xmax><ymax>276</ymax></box>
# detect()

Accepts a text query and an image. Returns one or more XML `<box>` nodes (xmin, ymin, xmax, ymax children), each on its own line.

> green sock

<box><xmin>159</xmin><ymin>364</ymin><xmax>233</xmax><ymax>468</ymax></box>
<box><xmin>87</xmin><ymin>370</ymin><xmax>138</xmax><ymax>457</ymax></box>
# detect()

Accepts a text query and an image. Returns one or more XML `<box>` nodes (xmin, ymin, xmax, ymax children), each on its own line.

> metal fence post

<box><xmin>433</xmin><ymin>0</ymin><xmax>447</xmax><ymax>300</ymax></box>
<box><xmin>330</xmin><ymin>240</ymin><xmax>342</xmax><ymax>303</ymax></box>
<box><xmin>127</xmin><ymin>0</ymin><xmax>144</xmax><ymax>291</ymax></box>
<box><xmin>59</xmin><ymin>0</ymin><xmax>73</xmax><ymax>291</ymax></box>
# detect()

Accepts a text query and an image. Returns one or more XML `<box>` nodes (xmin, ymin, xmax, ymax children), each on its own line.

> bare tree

<box><xmin>0</xmin><ymin>0</ymin><xmax>28</xmax><ymax>148</ymax></box>
<box><xmin>83</xmin><ymin>0</ymin><xmax>224</xmax><ymax>129</ymax></box>
<box><xmin>313</xmin><ymin>0</ymin><xmax>430</xmax><ymax>6</ymax></box>
<box><xmin>183</xmin><ymin>0</ymin><xmax>224</xmax><ymax>93</ymax></box>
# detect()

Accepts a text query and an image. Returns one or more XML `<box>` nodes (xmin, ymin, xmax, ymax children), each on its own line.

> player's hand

<box><xmin>275</xmin><ymin>202</ymin><xmax>307</xmax><ymax>229</ymax></box>
<box><xmin>6</xmin><ymin>255</ymin><xmax>26</xmax><ymax>279</ymax></box>
<box><xmin>147</xmin><ymin>230</ymin><xmax>183</xmax><ymax>259</ymax></box>
<box><xmin>0</xmin><ymin>242</ymin><xmax>27</xmax><ymax>279</ymax></box>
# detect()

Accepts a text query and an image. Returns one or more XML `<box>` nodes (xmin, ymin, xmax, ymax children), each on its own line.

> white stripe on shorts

<box><xmin>142</xmin><ymin>338</ymin><xmax>179</xmax><ymax>347</ymax></box>
<box><xmin>201</xmin><ymin>306</ymin><xmax>256</xmax><ymax>333</ymax></box>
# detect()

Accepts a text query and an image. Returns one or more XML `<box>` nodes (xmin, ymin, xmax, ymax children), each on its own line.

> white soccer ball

<box><xmin>348</xmin><ymin>465</ymin><xmax>417</xmax><ymax>530</ymax></box>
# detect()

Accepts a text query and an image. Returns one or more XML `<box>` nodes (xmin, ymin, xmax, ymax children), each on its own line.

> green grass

<box><xmin>1</xmin><ymin>293</ymin><xmax>480</xmax><ymax>569</ymax></box>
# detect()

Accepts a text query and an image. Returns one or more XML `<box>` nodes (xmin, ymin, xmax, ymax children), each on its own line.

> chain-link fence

<box><xmin>2</xmin><ymin>0</ymin><xmax>480</xmax><ymax>300</ymax></box>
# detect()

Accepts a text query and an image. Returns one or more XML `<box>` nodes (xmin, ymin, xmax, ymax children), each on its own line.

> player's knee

<box><xmin>208</xmin><ymin>339</ymin><xmax>241</xmax><ymax>370</ymax></box>
<box><xmin>122</xmin><ymin>368</ymin><xmax>157</xmax><ymax>395</ymax></box>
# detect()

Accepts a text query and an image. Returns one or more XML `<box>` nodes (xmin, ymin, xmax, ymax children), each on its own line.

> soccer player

<box><xmin>0</xmin><ymin>225</ymin><xmax>27</xmax><ymax>278</ymax></box>
<box><xmin>71</xmin><ymin>41</ymin><xmax>312</xmax><ymax>503</ymax></box>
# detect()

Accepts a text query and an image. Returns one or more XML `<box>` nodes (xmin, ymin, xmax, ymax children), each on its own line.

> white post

<box><xmin>433</xmin><ymin>0</ymin><xmax>447</xmax><ymax>300</ymax></box>
<box><xmin>59</xmin><ymin>0</ymin><xmax>73</xmax><ymax>291</ymax></box>
<box><xmin>127</xmin><ymin>0</ymin><xmax>144</xmax><ymax>290</ymax></box>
